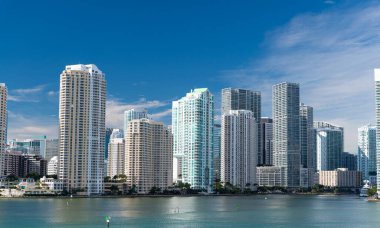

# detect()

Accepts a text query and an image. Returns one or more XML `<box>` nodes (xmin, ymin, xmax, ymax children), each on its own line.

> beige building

<box><xmin>0</xmin><ymin>83</ymin><xmax>6</xmax><ymax>176</ymax></box>
<box><xmin>125</xmin><ymin>119</ymin><xmax>173</xmax><ymax>193</ymax></box>
<box><xmin>58</xmin><ymin>64</ymin><xmax>106</xmax><ymax>195</ymax></box>
<box><xmin>108</xmin><ymin>129</ymin><xmax>125</xmax><ymax>178</ymax></box>
<box><xmin>256</xmin><ymin>166</ymin><xmax>285</xmax><ymax>187</ymax></box>
<box><xmin>319</xmin><ymin>168</ymin><xmax>362</xmax><ymax>188</ymax></box>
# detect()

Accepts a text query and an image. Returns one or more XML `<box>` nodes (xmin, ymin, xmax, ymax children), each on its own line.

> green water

<box><xmin>0</xmin><ymin>195</ymin><xmax>377</xmax><ymax>227</ymax></box>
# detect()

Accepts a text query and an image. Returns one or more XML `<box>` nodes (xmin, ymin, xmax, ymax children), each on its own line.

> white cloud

<box><xmin>7</xmin><ymin>111</ymin><xmax>58</xmax><ymax>140</ymax></box>
<box><xmin>8</xmin><ymin>85</ymin><xmax>46</xmax><ymax>102</ymax></box>
<box><xmin>150</xmin><ymin>109</ymin><xmax>172</xmax><ymax>120</ymax></box>
<box><xmin>106</xmin><ymin>98</ymin><xmax>169</xmax><ymax>129</ymax></box>
<box><xmin>223</xmin><ymin>3</ymin><xmax>380</xmax><ymax>153</ymax></box>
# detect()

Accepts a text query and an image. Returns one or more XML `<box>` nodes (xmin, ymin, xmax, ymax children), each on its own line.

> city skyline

<box><xmin>2</xmin><ymin>1</ymin><xmax>380</xmax><ymax>155</ymax></box>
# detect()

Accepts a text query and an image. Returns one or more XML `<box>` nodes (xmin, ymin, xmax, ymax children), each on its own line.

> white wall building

<box><xmin>358</xmin><ymin>124</ymin><xmax>376</xmax><ymax>180</ymax></box>
<box><xmin>0</xmin><ymin>83</ymin><xmax>6</xmax><ymax>177</ymax></box>
<box><xmin>58</xmin><ymin>64</ymin><xmax>106</xmax><ymax>195</ymax></box>
<box><xmin>108</xmin><ymin>129</ymin><xmax>125</xmax><ymax>178</ymax></box>
<box><xmin>221</xmin><ymin>110</ymin><xmax>257</xmax><ymax>189</ymax></box>
<box><xmin>47</xmin><ymin>156</ymin><xmax>58</xmax><ymax>176</ymax></box>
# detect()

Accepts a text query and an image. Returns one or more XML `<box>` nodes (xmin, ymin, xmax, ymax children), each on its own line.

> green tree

<box><xmin>26</xmin><ymin>172</ymin><xmax>41</xmax><ymax>181</ymax></box>
<box><xmin>6</xmin><ymin>174</ymin><xmax>18</xmax><ymax>181</ymax></box>
<box><xmin>368</xmin><ymin>186</ymin><xmax>377</xmax><ymax>196</ymax></box>
<box><xmin>110</xmin><ymin>185</ymin><xmax>119</xmax><ymax>195</ymax></box>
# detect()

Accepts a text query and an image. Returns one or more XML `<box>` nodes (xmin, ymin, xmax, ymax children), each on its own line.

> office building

<box><xmin>315</xmin><ymin>122</ymin><xmax>343</xmax><ymax>171</ymax></box>
<box><xmin>108</xmin><ymin>129</ymin><xmax>125</xmax><ymax>178</ymax></box>
<box><xmin>260</xmin><ymin>117</ymin><xmax>273</xmax><ymax>165</ymax></box>
<box><xmin>300</xmin><ymin>104</ymin><xmax>315</xmax><ymax>170</ymax></box>
<box><xmin>221</xmin><ymin>88</ymin><xmax>262</xmax><ymax>163</ymax></box>
<box><xmin>125</xmin><ymin>119</ymin><xmax>172</xmax><ymax>193</ymax></box>
<box><xmin>124</xmin><ymin>109</ymin><xmax>148</xmax><ymax>134</ymax></box>
<box><xmin>256</xmin><ymin>166</ymin><xmax>285</xmax><ymax>187</ymax></box>
<box><xmin>358</xmin><ymin>124</ymin><xmax>376</xmax><ymax>180</ymax></box>
<box><xmin>272</xmin><ymin>82</ymin><xmax>300</xmax><ymax>188</ymax></box>
<box><xmin>0</xmin><ymin>83</ymin><xmax>6</xmax><ymax>176</ymax></box>
<box><xmin>105</xmin><ymin>128</ymin><xmax>113</xmax><ymax>160</ymax></box>
<box><xmin>342</xmin><ymin>152</ymin><xmax>357</xmax><ymax>171</ymax></box>
<box><xmin>45</xmin><ymin>139</ymin><xmax>59</xmax><ymax>161</ymax></box>
<box><xmin>58</xmin><ymin>64</ymin><xmax>106</xmax><ymax>195</ymax></box>
<box><xmin>172</xmin><ymin>88</ymin><xmax>214</xmax><ymax>191</ymax></box>
<box><xmin>221</xmin><ymin>110</ymin><xmax>257</xmax><ymax>189</ymax></box>
<box><xmin>375</xmin><ymin>69</ymin><xmax>380</xmax><ymax>194</ymax></box>
<box><xmin>47</xmin><ymin>156</ymin><xmax>58</xmax><ymax>176</ymax></box>
<box><xmin>213</xmin><ymin>124</ymin><xmax>221</xmax><ymax>181</ymax></box>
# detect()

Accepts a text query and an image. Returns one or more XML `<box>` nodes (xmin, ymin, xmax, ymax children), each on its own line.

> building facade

<box><xmin>260</xmin><ymin>117</ymin><xmax>273</xmax><ymax>165</ymax></box>
<box><xmin>315</xmin><ymin>122</ymin><xmax>343</xmax><ymax>171</ymax></box>
<box><xmin>221</xmin><ymin>110</ymin><xmax>258</xmax><ymax>189</ymax></box>
<box><xmin>256</xmin><ymin>166</ymin><xmax>285</xmax><ymax>187</ymax></box>
<box><xmin>124</xmin><ymin>109</ymin><xmax>148</xmax><ymax>134</ymax></box>
<box><xmin>125</xmin><ymin>119</ymin><xmax>173</xmax><ymax>193</ymax></box>
<box><xmin>319</xmin><ymin>168</ymin><xmax>361</xmax><ymax>188</ymax></box>
<box><xmin>58</xmin><ymin>64</ymin><xmax>106</xmax><ymax>195</ymax></box>
<box><xmin>221</xmin><ymin>88</ymin><xmax>262</xmax><ymax>164</ymax></box>
<box><xmin>357</xmin><ymin>124</ymin><xmax>376</xmax><ymax>180</ymax></box>
<box><xmin>300</xmin><ymin>104</ymin><xmax>315</xmax><ymax>170</ymax></box>
<box><xmin>45</xmin><ymin>139</ymin><xmax>59</xmax><ymax>161</ymax></box>
<box><xmin>342</xmin><ymin>152</ymin><xmax>357</xmax><ymax>171</ymax></box>
<box><xmin>47</xmin><ymin>156</ymin><xmax>58</xmax><ymax>176</ymax></box>
<box><xmin>213</xmin><ymin>124</ymin><xmax>221</xmax><ymax>181</ymax></box>
<box><xmin>272</xmin><ymin>82</ymin><xmax>301</xmax><ymax>188</ymax></box>
<box><xmin>172</xmin><ymin>88</ymin><xmax>214</xmax><ymax>191</ymax></box>
<box><xmin>0</xmin><ymin>83</ymin><xmax>6</xmax><ymax>176</ymax></box>
<box><xmin>108</xmin><ymin>129</ymin><xmax>125</xmax><ymax>178</ymax></box>
<box><xmin>375</xmin><ymin>69</ymin><xmax>380</xmax><ymax>194</ymax></box>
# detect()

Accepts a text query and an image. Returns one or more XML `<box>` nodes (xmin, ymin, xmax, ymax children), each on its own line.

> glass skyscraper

<box><xmin>172</xmin><ymin>88</ymin><xmax>214</xmax><ymax>192</ymax></box>
<box><xmin>272</xmin><ymin>82</ymin><xmax>300</xmax><ymax>188</ymax></box>
<box><xmin>358</xmin><ymin>124</ymin><xmax>376</xmax><ymax>180</ymax></box>
<box><xmin>374</xmin><ymin>68</ymin><xmax>380</xmax><ymax>194</ymax></box>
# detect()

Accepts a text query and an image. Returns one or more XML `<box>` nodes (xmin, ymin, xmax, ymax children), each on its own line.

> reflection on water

<box><xmin>0</xmin><ymin>195</ymin><xmax>378</xmax><ymax>227</ymax></box>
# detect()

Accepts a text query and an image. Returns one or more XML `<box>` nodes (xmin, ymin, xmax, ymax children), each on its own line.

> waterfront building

<box><xmin>124</xmin><ymin>109</ymin><xmax>148</xmax><ymax>134</ymax></box>
<box><xmin>260</xmin><ymin>117</ymin><xmax>273</xmax><ymax>165</ymax></box>
<box><xmin>221</xmin><ymin>88</ymin><xmax>262</xmax><ymax>164</ymax></box>
<box><xmin>272</xmin><ymin>82</ymin><xmax>301</xmax><ymax>188</ymax></box>
<box><xmin>256</xmin><ymin>166</ymin><xmax>285</xmax><ymax>187</ymax></box>
<box><xmin>319</xmin><ymin>168</ymin><xmax>362</xmax><ymax>188</ymax></box>
<box><xmin>357</xmin><ymin>125</ymin><xmax>376</xmax><ymax>180</ymax></box>
<box><xmin>47</xmin><ymin>156</ymin><xmax>58</xmax><ymax>176</ymax></box>
<box><xmin>108</xmin><ymin>129</ymin><xmax>125</xmax><ymax>178</ymax></box>
<box><xmin>300</xmin><ymin>104</ymin><xmax>315</xmax><ymax>169</ymax></box>
<box><xmin>0</xmin><ymin>83</ymin><xmax>6</xmax><ymax>176</ymax></box>
<box><xmin>375</xmin><ymin>68</ymin><xmax>380</xmax><ymax>194</ymax></box>
<box><xmin>172</xmin><ymin>88</ymin><xmax>214</xmax><ymax>191</ymax></box>
<box><xmin>8</xmin><ymin>137</ymin><xmax>47</xmax><ymax>158</ymax></box>
<box><xmin>58</xmin><ymin>64</ymin><xmax>106</xmax><ymax>195</ymax></box>
<box><xmin>125</xmin><ymin>119</ymin><xmax>173</xmax><ymax>193</ymax></box>
<box><xmin>213</xmin><ymin>124</ymin><xmax>221</xmax><ymax>181</ymax></box>
<box><xmin>315</xmin><ymin>122</ymin><xmax>344</xmax><ymax>171</ymax></box>
<box><xmin>221</xmin><ymin>110</ymin><xmax>257</xmax><ymax>189</ymax></box>
<box><xmin>40</xmin><ymin>176</ymin><xmax>63</xmax><ymax>192</ymax></box>
<box><xmin>3</xmin><ymin>151</ymin><xmax>47</xmax><ymax>177</ymax></box>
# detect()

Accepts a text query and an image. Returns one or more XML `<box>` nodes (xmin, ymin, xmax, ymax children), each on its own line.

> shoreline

<box><xmin>0</xmin><ymin>192</ymin><xmax>359</xmax><ymax>199</ymax></box>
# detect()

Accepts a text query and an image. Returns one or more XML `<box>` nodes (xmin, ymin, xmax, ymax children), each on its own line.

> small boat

<box><xmin>360</xmin><ymin>180</ymin><xmax>370</xmax><ymax>197</ymax></box>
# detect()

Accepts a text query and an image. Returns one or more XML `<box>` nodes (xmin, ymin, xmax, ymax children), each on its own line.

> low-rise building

<box><xmin>103</xmin><ymin>182</ymin><xmax>129</xmax><ymax>195</ymax></box>
<box><xmin>40</xmin><ymin>176</ymin><xmax>63</xmax><ymax>192</ymax></box>
<box><xmin>256</xmin><ymin>166</ymin><xmax>285</xmax><ymax>187</ymax></box>
<box><xmin>319</xmin><ymin>168</ymin><xmax>362</xmax><ymax>188</ymax></box>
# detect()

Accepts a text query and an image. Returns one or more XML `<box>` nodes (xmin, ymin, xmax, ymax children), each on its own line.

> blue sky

<box><xmin>0</xmin><ymin>0</ymin><xmax>378</xmax><ymax>153</ymax></box>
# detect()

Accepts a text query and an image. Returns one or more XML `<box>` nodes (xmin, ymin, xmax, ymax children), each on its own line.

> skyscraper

<box><xmin>272</xmin><ymin>82</ymin><xmax>300</xmax><ymax>188</ymax></box>
<box><xmin>358</xmin><ymin>124</ymin><xmax>376</xmax><ymax>180</ymax></box>
<box><xmin>108</xmin><ymin>129</ymin><xmax>124</xmax><ymax>178</ymax></box>
<box><xmin>300</xmin><ymin>104</ymin><xmax>314</xmax><ymax>170</ymax></box>
<box><xmin>172</xmin><ymin>88</ymin><xmax>214</xmax><ymax>191</ymax></box>
<box><xmin>0</xmin><ymin>83</ymin><xmax>7</xmax><ymax>176</ymax></box>
<box><xmin>221</xmin><ymin>110</ymin><xmax>257</xmax><ymax>189</ymax></box>
<box><xmin>213</xmin><ymin>124</ymin><xmax>221</xmax><ymax>181</ymax></box>
<box><xmin>125</xmin><ymin>119</ymin><xmax>172</xmax><ymax>193</ymax></box>
<box><xmin>260</xmin><ymin>117</ymin><xmax>273</xmax><ymax>165</ymax></box>
<box><xmin>58</xmin><ymin>64</ymin><xmax>106</xmax><ymax>195</ymax></box>
<box><xmin>221</xmin><ymin>88</ymin><xmax>262</xmax><ymax>163</ymax></box>
<box><xmin>314</xmin><ymin>122</ymin><xmax>344</xmax><ymax>171</ymax></box>
<box><xmin>124</xmin><ymin>109</ymin><xmax>148</xmax><ymax>134</ymax></box>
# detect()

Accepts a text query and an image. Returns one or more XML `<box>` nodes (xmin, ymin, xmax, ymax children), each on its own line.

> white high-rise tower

<box><xmin>59</xmin><ymin>64</ymin><xmax>106</xmax><ymax>195</ymax></box>
<box><xmin>0</xmin><ymin>83</ymin><xmax>7</xmax><ymax>177</ymax></box>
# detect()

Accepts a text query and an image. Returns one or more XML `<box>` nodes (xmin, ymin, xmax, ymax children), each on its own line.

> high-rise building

<box><xmin>108</xmin><ymin>129</ymin><xmax>124</xmax><ymax>178</ymax></box>
<box><xmin>260</xmin><ymin>117</ymin><xmax>273</xmax><ymax>165</ymax></box>
<box><xmin>105</xmin><ymin>128</ymin><xmax>113</xmax><ymax>160</ymax></box>
<box><xmin>58</xmin><ymin>64</ymin><xmax>106</xmax><ymax>195</ymax></box>
<box><xmin>314</xmin><ymin>121</ymin><xmax>343</xmax><ymax>171</ymax></box>
<box><xmin>342</xmin><ymin>152</ymin><xmax>357</xmax><ymax>171</ymax></box>
<box><xmin>375</xmin><ymin>68</ymin><xmax>380</xmax><ymax>194</ymax></box>
<box><xmin>358</xmin><ymin>124</ymin><xmax>376</xmax><ymax>180</ymax></box>
<box><xmin>45</xmin><ymin>139</ymin><xmax>59</xmax><ymax>161</ymax></box>
<box><xmin>172</xmin><ymin>88</ymin><xmax>214</xmax><ymax>191</ymax></box>
<box><xmin>272</xmin><ymin>82</ymin><xmax>300</xmax><ymax>188</ymax></box>
<box><xmin>9</xmin><ymin>136</ymin><xmax>47</xmax><ymax>158</ymax></box>
<box><xmin>221</xmin><ymin>88</ymin><xmax>262</xmax><ymax>163</ymax></box>
<box><xmin>124</xmin><ymin>109</ymin><xmax>148</xmax><ymax>134</ymax></box>
<box><xmin>0</xmin><ymin>83</ymin><xmax>7</xmax><ymax>176</ymax></box>
<box><xmin>300</xmin><ymin>104</ymin><xmax>314</xmax><ymax>170</ymax></box>
<box><xmin>125</xmin><ymin>119</ymin><xmax>172</xmax><ymax>193</ymax></box>
<box><xmin>213</xmin><ymin>124</ymin><xmax>221</xmax><ymax>181</ymax></box>
<box><xmin>221</xmin><ymin>110</ymin><xmax>257</xmax><ymax>189</ymax></box>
